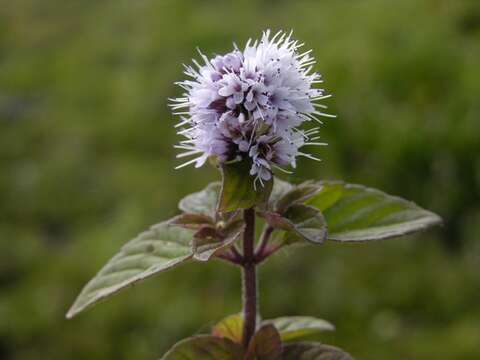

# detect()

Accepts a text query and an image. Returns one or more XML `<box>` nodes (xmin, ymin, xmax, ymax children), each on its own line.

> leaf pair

<box><xmin>67</xmin><ymin>176</ymin><xmax>442</xmax><ymax>318</ymax></box>
<box><xmin>161</xmin><ymin>337</ymin><xmax>353</xmax><ymax>360</ymax></box>
<box><xmin>212</xmin><ymin>314</ymin><xmax>335</xmax><ymax>344</ymax></box>
<box><xmin>162</xmin><ymin>314</ymin><xmax>350</xmax><ymax>360</ymax></box>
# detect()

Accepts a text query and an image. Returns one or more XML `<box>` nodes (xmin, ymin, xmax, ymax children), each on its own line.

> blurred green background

<box><xmin>1</xmin><ymin>0</ymin><xmax>480</xmax><ymax>359</ymax></box>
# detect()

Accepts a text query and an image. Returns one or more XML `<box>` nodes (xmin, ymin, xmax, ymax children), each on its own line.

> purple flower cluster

<box><xmin>171</xmin><ymin>30</ymin><xmax>333</xmax><ymax>185</ymax></box>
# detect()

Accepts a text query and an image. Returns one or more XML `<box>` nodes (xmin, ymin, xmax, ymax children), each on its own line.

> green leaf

<box><xmin>179</xmin><ymin>182</ymin><xmax>221</xmax><ymax>217</ymax></box>
<box><xmin>212</xmin><ymin>313</ymin><xmax>244</xmax><ymax>343</ymax></box>
<box><xmin>266</xmin><ymin>316</ymin><xmax>335</xmax><ymax>342</ymax></box>
<box><xmin>218</xmin><ymin>159</ymin><xmax>273</xmax><ymax>212</ymax></box>
<box><xmin>245</xmin><ymin>324</ymin><xmax>282</xmax><ymax>360</ymax></box>
<box><xmin>260</xmin><ymin>211</ymin><xmax>296</xmax><ymax>231</ymax></box>
<box><xmin>220</xmin><ymin>214</ymin><xmax>245</xmax><ymax>236</ymax></box>
<box><xmin>67</xmin><ymin>221</ymin><xmax>231</xmax><ymax>318</ymax></box>
<box><xmin>269</xmin><ymin>177</ymin><xmax>294</xmax><ymax>206</ymax></box>
<box><xmin>170</xmin><ymin>213</ymin><xmax>214</xmax><ymax>229</ymax></box>
<box><xmin>259</xmin><ymin>205</ymin><xmax>327</xmax><ymax>244</ymax></box>
<box><xmin>265</xmin><ymin>205</ymin><xmax>327</xmax><ymax>256</ymax></box>
<box><xmin>161</xmin><ymin>335</ymin><xmax>244</xmax><ymax>360</ymax></box>
<box><xmin>193</xmin><ymin>228</ymin><xmax>241</xmax><ymax>262</ymax></box>
<box><xmin>275</xmin><ymin>182</ymin><xmax>322</xmax><ymax>213</ymax></box>
<box><xmin>281</xmin><ymin>205</ymin><xmax>327</xmax><ymax>245</ymax></box>
<box><xmin>282</xmin><ymin>342</ymin><xmax>354</xmax><ymax>360</ymax></box>
<box><xmin>307</xmin><ymin>181</ymin><xmax>442</xmax><ymax>242</ymax></box>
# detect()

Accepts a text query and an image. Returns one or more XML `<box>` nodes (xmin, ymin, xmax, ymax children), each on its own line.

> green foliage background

<box><xmin>1</xmin><ymin>0</ymin><xmax>479</xmax><ymax>359</ymax></box>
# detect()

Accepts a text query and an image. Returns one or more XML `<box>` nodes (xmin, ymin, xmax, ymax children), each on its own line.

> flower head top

<box><xmin>171</xmin><ymin>30</ymin><xmax>333</xmax><ymax>185</ymax></box>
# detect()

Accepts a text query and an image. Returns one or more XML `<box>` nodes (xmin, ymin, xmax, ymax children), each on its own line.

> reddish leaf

<box><xmin>161</xmin><ymin>335</ymin><xmax>244</xmax><ymax>359</ymax></box>
<box><xmin>245</xmin><ymin>324</ymin><xmax>282</xmax><ymax>360</ymax></box>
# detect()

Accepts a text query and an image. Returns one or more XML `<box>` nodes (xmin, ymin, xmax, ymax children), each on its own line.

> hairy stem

<box><xmin>242</xmin><ymin>207</ymin><xmax>257</xmax><ymax>348</ymax></box>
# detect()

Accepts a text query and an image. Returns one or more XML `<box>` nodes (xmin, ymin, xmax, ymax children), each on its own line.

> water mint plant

<box><xmin>67</xmin><ymin>31</ymin><xmax>442</xmax><ymax>360</ymax></box>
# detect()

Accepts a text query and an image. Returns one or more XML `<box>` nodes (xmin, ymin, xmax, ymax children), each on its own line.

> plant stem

<box><xmin>255</xmin><ymin>226</ymin><xmax>274</xmax><ymax>261</ymax></box>
<box><xmin>242</xmin><ymin>207</ymin><xmax>257</xmax><ymax>349</ymax></box>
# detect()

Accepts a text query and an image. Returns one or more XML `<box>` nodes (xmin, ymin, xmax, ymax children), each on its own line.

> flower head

<box><xmin>171</xmin><ymin>30</ymin><xmax>333</xmax><ymax>185</ymax></box>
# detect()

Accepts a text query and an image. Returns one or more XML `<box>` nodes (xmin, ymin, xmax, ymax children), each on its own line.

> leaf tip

<box><xmin>66</xmin><ymin>300</ymin><xmax>87</xmax><ymax>319</ymax></box>
<box><xmin>432</xmin><ymin>212</ymin><xmax>444</xmax><ymax>226</ymax></box>
<box><xmin>65</xmin><ymin>307</ymin><xmax>77</xmax><ymax>320</ymax></box>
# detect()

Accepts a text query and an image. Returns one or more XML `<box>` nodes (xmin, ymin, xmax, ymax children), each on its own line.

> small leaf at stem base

<box><xmin>212</xmin><ymin>313</ymin><xmax>244</xmax><ymax>343</ymax></box>
<box><xmin>161</xmin><ymin>335</ymin><xmax>244</xmax><ymax>359</ymax></box>
<box><xmin>245</xmin><ymin>324</ymin><xmax>283</xmax><ymax>360</ymax></box>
